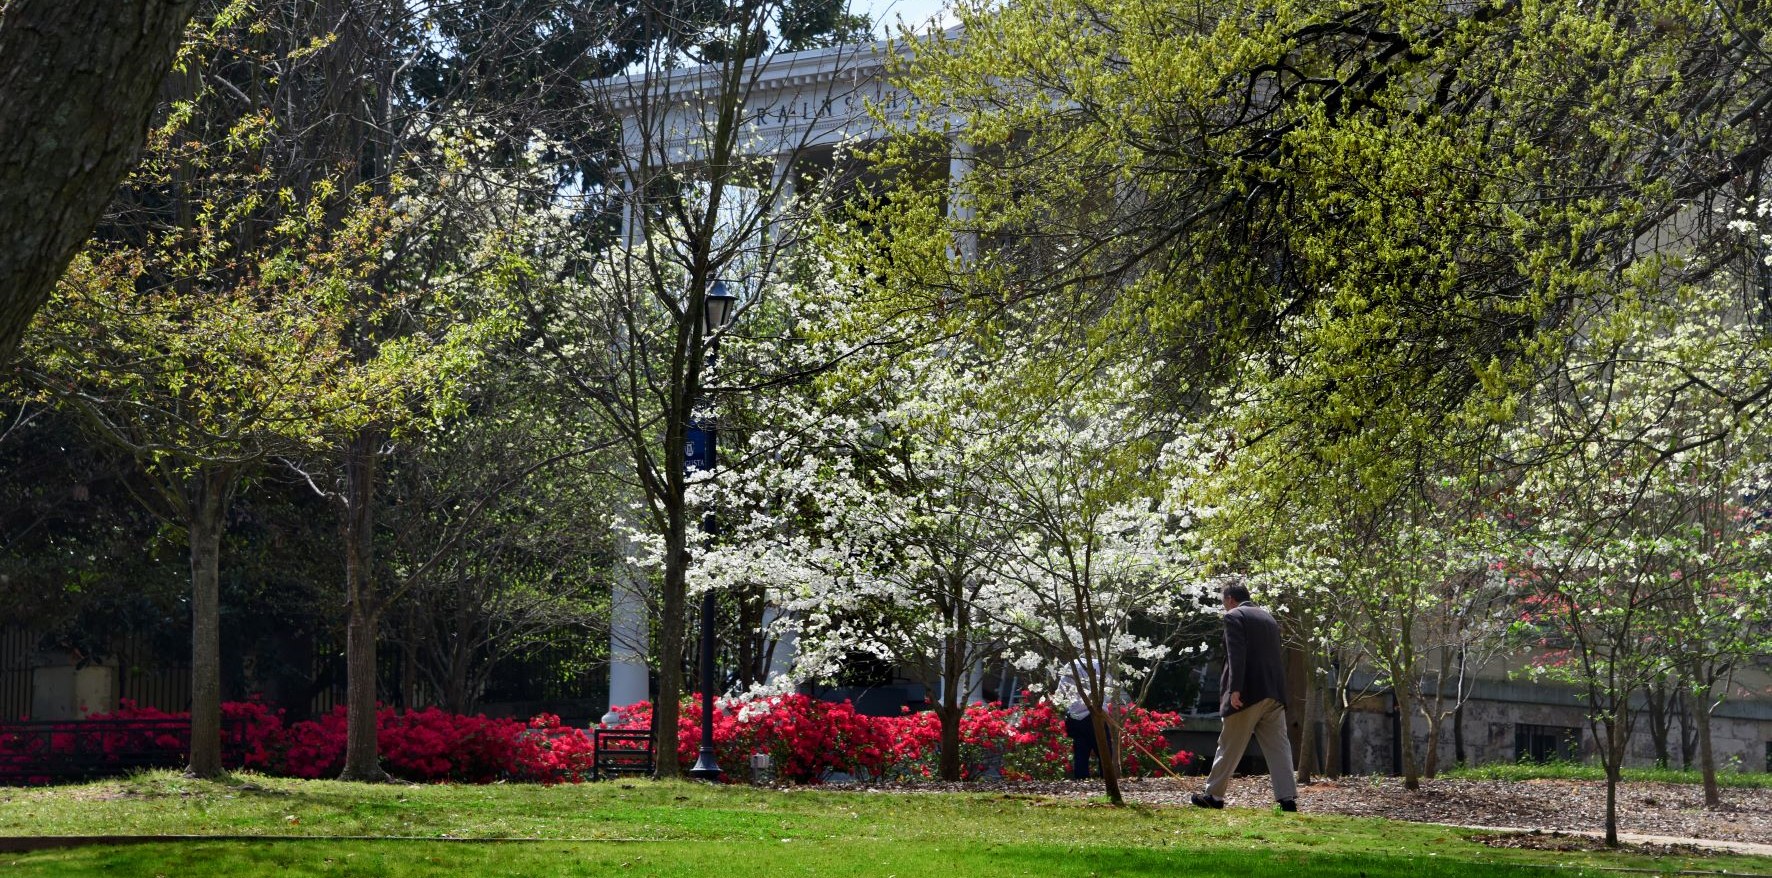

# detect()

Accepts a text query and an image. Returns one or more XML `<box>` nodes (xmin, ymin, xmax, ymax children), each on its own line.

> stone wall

<box><xmin>1335</xmin><ymin>687</ymin><xmax>1772</xmax><ymax>775</ymax></box>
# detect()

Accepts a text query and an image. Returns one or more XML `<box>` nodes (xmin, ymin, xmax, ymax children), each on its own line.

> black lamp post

<box><xmin>688</xmin><ymin>279</ymin><xmax>738</xmax><ymax>781</ymax></box>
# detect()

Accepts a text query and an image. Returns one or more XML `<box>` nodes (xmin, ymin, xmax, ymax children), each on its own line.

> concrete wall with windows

<box><xmin>1332</xmin><ymin>679</ymin><xmax>1772</xmax><ymax>776</ymax></box>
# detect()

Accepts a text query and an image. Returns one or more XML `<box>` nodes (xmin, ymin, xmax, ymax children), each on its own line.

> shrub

<box><xmin>516</xmin><ymin>713</ymin><xmax>597</xmax><ymax>784</ymax></box>
<box><xmin>0</xmin><ymin>698</ymin><xmax>291</xmax><ymax>782</ymax></box>
<box><xmin>607</xmin><ymin>697</ymin><xmax>1192</xmax><ymax>783</ymax></box>
<box><xmin>281</xmin><ymin>706</ymin><xmax>347</xmax><ymax>779</ymax></box>
<box><xmin>0</xmin><ymin>696</ymin><xmax>1190</xmax><ymax>787</ymax></box>
<box><xmin>282</xmin><ymin>706</ymin><xmax>598</xmax><ymax>783</ymax></box>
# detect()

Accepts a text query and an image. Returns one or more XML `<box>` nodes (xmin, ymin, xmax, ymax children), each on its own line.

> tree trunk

<box><xmin>184</xmin><ymin>467</ymin><xmax>231</xmax><ymax>778</ymax></box>
<box><xmin>1646</xmin><ymin>683</ymin><xmax>1671</xmax><ymax>768</ymax></box>
<box><xmin>1293</xmin><ymin>646</ymin><xmax>1314</xmax><ymax>785</ymax></box>
<box><xmin>445</xmin><ymin>633</ymin><xmax>473</xmax><ymax>715</ymax></box>
<box><xmin>1396</xmin><ymin>688</ymin><xmax>1421</xmax><ymax>790</ymax></box>
<box><xmin>938</xmin><ymin>696</ymin><xmax>962</xmax><ymax>782</ymax></box>
<box><xmin>1452</xmin><ymin>645</ymin><xmax>1468</xmax><ymax>769</ymax></box>
<box><xmin>340</xmin><ymin>603</ymin><xmax>385</xmax><ymax>780</ymax></box>
<box><xmin>1422</xmin><ymin>714</ymin><xmax>1441</xmax><ymax>780</ymax></box>
<box><xmin>1676</xmin><ymin>690</ymin><xmax>1697</xmax><ymax>769</ymax></box>
<box><xmin>1323</xmin><ymin>666</ymin><xmax>1346</xmax><ymax>778</ymax></box>
<box><xmin>1296</xmin><ymin>665</ymin><xmax>1317</xmax><ymax>785</ymax></box>
<box><xmin>399</xmin><ymin>613</ymin><xmax>418</xmax><ymax>710</ymax></box>
<box><xmin>1422</xmin><ymin>655</ymin><xmax>1450</xmax><ymax>779</ymax></box>
<box><xmin>1603</xmin><ymin>725</ymin><xmax>1624</xmax><ymax>847</ymax></box>
<box><xmin>338</xmin><ymin>430</ymin><xmax>388</xmax><ymax>782</ymax></box>
<box><xmin>736</xmin><ymin>585</ymin><xmax>764</xmax><ymax>690</ymax></box>
<box><xmin>1093</xmin><ymin>711</ymin><xmax>1124</xmax><ymax>805</ymax></box>
<box><xmin>736</xmin><ymin>610</ymin><xmax>757</xmax><ymax>692</ymax></box>
<box><xmin>938</xmin><ymin>621</ymin><xmax>963</xmax><ymax>781</ymax></box>
<box><xmin>1692</xmin><ymin>691</ymin><xmax>1721</xmax><ymax>808</ymax></box>
<box><xmin>1324</xmin><ymin>697</ymin><xmax>1345</xmax><ymax>778</ymax></box>
<box><xmin>1604</xmin><ymin>760</ymin><xmax>1621</xmax><ymax>847</ymax></box>
<box><xmin>0</xmin><ymin>0</ymin><xmax>199</xmax><ymax>362</ymax></box>
<box><xmin>1453</xmin><ymin>700</ymin><xmax>1466</xmax><ymax>768</ymax></box>
<box><xmin>653</xmin><ymin>527</ymin><xmax>688</xmax><ymax>780</ymax></box>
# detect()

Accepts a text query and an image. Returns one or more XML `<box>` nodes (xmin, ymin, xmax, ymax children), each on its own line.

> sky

<box><xmin>860</xmin><ymin>0</ymin><xmax>956</xmax><ymax>33</ymax></box>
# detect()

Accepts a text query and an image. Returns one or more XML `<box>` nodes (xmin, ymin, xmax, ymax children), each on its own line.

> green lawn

<box><xmin>1444</xmin><ymin>761</ymin><xmax>1772</xmax><ymax>789</ymax></box>
<box><xmin>0</xmin><ymin>772</ymin><xmax>1764</xmax><ymax>877</ymax></box>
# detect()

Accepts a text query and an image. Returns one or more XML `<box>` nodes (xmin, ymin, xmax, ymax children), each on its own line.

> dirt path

<box><xmin>1269</xmin><ymin>776</ymin><xmax>1772</xmax><ymax>847</ymax></box>
<box><xmin>833</xmin><ymin>774</ymin><xmax>1772</xmax><ymax>848</ymax></box>
<box><xmin>1440</xmin><ymin>823</ymin><xmax>1772</xmax><ymax>857</ymax></box>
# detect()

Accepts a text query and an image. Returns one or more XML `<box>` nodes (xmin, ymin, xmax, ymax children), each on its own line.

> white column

<box><xmin>765</xmin><ymin>153</ymin><xmax>797</xmax><ymax>247</ymax></box>
<box><xmin>761</xmin><ymin>605</ymin><xmax>798</xmax><ymax>686</ymax></box>
<box><xmin>947</xmin><ymin>139</ymin><xmax>977</xmax><ymax>263</ymax></box>
<box><xmin>604</xmin><ymin>526</ymin><xmax>650</xmax><ymax>725</ymax></box>
<box><xmin>962</xmin><ymin>645</ymin><xmax>987</xmax><ymax>704</ymax></box>
<box><xmin>618</xmin><ymin>172</ymin><xmax>640</xmax><ymax>249</ymax></box>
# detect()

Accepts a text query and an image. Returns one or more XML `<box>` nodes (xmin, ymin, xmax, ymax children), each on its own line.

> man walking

<box><xmin>1192</xmin><ymin>578</ymin><xmax>1297</xmax><ymax>811</ymax></box>
<box><xmin>1059</xmin><ymin>658</ymin><xmax>1113</xmax><ymax>780</ymax></box>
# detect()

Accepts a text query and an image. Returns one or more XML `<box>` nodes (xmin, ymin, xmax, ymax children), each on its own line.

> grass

<box><xmin>1444</xmin><ymin>761</ymin><xmax>1772</xmax><ymax>789</ymax></box>
<box><xmin>0</xmin><ymin>771</ymin><xmax>1762</xmax><ymax>877</ymax></box>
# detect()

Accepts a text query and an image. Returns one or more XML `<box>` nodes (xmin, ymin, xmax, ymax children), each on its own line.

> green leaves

<box><xmin>875</xmin><ymin>0</ymin><xmax>1772</xmax><ymax>533</ymax></box>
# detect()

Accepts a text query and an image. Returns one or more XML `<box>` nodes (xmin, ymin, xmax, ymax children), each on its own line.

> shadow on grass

<box><xmin>3</xmin><ymin>838</ymin><xmax>1589</xmax><ymax>878</ymax></box>
<box><xmin>50</xmin><ymin>772</ymin><xmax>818</xmax><ymax>842</ymax></box>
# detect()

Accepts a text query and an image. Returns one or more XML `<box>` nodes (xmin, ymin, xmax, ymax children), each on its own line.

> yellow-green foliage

<box><xmin>861</xmin><ymin>0</ymin><xmax>1763</xmax><ymax>541</ymax></box>
<box><xmin>15</xmin><ymin>5</ymin><xmax>513</xmax><ymax>475</ymax></box>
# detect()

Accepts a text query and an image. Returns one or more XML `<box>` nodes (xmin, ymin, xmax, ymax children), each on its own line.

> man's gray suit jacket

<box><xmin>1218</xmin><ymin>603</ymin><xmax>1289</xmax><ymax>717</ymax></box>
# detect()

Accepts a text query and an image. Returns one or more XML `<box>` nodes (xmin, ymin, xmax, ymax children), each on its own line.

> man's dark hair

<box><xmin>1220</xmin><ymin>580</ymin><xmax>1252</xmax><ymax>604</ymax></box>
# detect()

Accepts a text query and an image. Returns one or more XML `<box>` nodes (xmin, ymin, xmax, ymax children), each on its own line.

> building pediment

<box><xmin>592</xmin><ymin>29</ymin><xmax>958</xmax><ymax>166</ymax></box>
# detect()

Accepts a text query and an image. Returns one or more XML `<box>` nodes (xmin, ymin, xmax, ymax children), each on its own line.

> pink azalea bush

<box><xmin>3</xmin><ymin>695</ymin><xmax>1190</xmax><ymax>786</ymax></box>
<box><xmin>0</xmin><ymin>698</ymin><xmax>289</xmax><ymax>783</ymax></box>
<box><xmin>606</xmin><ymin>695</ymin><xmax>1192</xmax><ymax>783</ymax></box>
<box><xmin>283</xmin><ymin>706</ymin><xmax>596</xmax><ymax>783</ymax></box>
<box><xmin>609</xmin><ymin>694</ymin><xmax>899</xmax><ymax>783</ymax></box>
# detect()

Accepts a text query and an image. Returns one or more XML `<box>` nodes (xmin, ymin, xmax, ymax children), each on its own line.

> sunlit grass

<box><xmin>0</xmin><ymin>771</ymin><xmax>1763</xmax><ymax>876</ymax></box>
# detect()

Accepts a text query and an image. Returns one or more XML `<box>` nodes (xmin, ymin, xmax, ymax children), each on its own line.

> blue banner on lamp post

<box><xmin>686</xmin><ymin>425</ymin><xmax>713</xmax><ymax>472</ymax></box>
<box><xmin>685</xmin><ymin>421</ymin><xmax>720</xmax><ymax>781</ymax></box>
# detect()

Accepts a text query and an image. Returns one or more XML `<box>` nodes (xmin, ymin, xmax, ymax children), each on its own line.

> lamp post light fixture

<box><xmin>687</xmin><ymin>278</ymin><xmax>739</xmax><ymax>782</ymax></box>
<box><xmin>703</xmin><ymin>279</ymin><xmax>738</xmax><ymax>337</ymax></box>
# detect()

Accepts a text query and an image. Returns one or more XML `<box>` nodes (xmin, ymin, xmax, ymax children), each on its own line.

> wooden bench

<box><xmin>591</xmin><ymin>727</ymin><xmax>655</xmax><ymax>780</ymax></box>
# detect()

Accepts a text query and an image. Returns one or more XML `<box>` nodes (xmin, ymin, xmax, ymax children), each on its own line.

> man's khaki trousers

<box><xmin>1204</xmin><ymin>697</ymin><xmax>1297</xmax><ymax>802</ymax></box>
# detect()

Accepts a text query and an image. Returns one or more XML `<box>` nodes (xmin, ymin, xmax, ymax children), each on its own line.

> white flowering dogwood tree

<box><xmin>970</xmin><ymin>356</ymin><xmax>1206</xmax><ymax>804</ymax></box>
<box><xmin>524</xmin><ymin>0</ymin><xmax>874</xmax><ymax>775</ymax></box>
<box><xmin>1501</xmin><ymin>278</ymin><xmax>1772</xmax><ymax>839</ymax></box>
<box><xmin>694</xmin><ymin>328</ymin><xmax>1024</xmax><ymax>783</ymax></box>
<box><xmin>696</xmin><ymin>292</ymin><xmax>1207</xmax><ymax>797</ymax></box>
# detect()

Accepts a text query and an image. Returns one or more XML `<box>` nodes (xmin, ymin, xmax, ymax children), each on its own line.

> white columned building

<box><xmin>593</xmin><ymin>29</ymin><xmax>981</xmax><ymax>719</ymax></box>
<box><xmin>602</xmin><ymin>526</ymin><xmax>652</xmax><ymax>725</ymax></box>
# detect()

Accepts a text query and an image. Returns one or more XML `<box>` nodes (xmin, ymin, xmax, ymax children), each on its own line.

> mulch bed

<box><xmin>1271</xmin><ymin>776</ymin><xmax>1770</xmax><ymax>846</ymax></box>
<box><xmin>1472</xmin><ymin>829</ymin><xmax>1715</xmax><ymax>857</ymax></box>
<box><xmin>825</xmin><ymin>775</ymin><xmax>1772</xmax><ymax>846</ymax></box>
